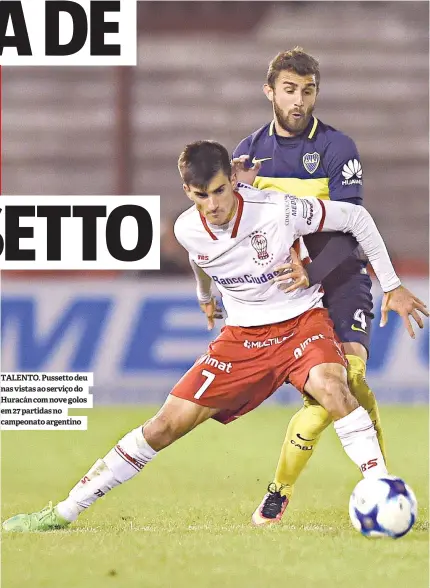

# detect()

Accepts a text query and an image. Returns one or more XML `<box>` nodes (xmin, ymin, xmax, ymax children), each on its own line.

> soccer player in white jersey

<box><xmin>3</xmin><ymin>141</ymin><xmax>427</xmax><ymax>532</ymax></box>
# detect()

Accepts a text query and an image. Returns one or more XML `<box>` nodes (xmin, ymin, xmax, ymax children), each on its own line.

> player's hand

<box><xmin>272</xmin><ymin>247</ymin><xmax>310</xmax><ymax>293</ymax></box>
<box><xmin>380</xmin><ymin>285</ymin><xmax>429</xmax><ymax>338</ymax></box>
<box><xmin>231</xmin><ymin>154</ymin><xmax>261</xmax><ymax>186</ymax></box>
<box><xmin>199</xmin><ymin>297</ymin><xmax>223</xmax><ymax>330</ymax></box>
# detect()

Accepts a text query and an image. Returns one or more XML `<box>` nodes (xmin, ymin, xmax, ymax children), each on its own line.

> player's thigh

<box><xmin>324</xmin><ymin>272</ymin><xmax>374</xmax><ymax>358</ymax></box>
<box><xmin>286</xmin><ymin>308</ymin><xmax>346</xmax><ymax>392</ymax></box>
<box><xmin>305</xmin><ymin>361</ymin><xmax>348</xmax><ymax>395</ymax></box>
<box><xmin>284</xmin><ymin>308</ymin><xmax>354</xmax><ymax>417</ymax></box>
<box><xmin>158</xmin><ymin>393</ymin><xmax>218</xmax><ymax>427</ymax></box>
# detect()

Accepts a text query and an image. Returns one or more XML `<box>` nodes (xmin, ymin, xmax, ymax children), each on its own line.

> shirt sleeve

<box><xmin>325</xmin><ymin>133</ymin><xmax>363</xmax><ymax>203</ymax></box>
<box><xmin>290</xmin><ymin>197</ymin><xmax>400</xmax><ymax>292</ymax></box>
<box><xmin>189</xmin><ymin>256</ymin><xmax>213</xmax><ymax>303</ymax></box>
<box><xmin>232</xmin><ymin>136</ymin><xmax>252</xmax><ymax>159</ymax></box>
<box><xmin>285</xmin><ymin>195</ymin><xmax>326</xmax><ymax>237</ymax></box>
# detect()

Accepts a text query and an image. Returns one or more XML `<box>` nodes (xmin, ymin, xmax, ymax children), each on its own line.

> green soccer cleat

<box><xmin>2</xmin><ymin>502</ymin><xmax>70</xmax><ymax>532</ymax></box>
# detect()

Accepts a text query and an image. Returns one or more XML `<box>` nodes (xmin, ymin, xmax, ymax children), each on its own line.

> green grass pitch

<box><xmin>1</xmin><ymin>405</ymin><xmax>428</xmax><ymax>588</ymax></box>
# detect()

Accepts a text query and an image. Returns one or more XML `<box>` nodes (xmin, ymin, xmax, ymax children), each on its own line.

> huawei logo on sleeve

<box><xmin>342</xmin><ymin>159</ymin><xmax>363</xmax><ymax>186</ymax></box>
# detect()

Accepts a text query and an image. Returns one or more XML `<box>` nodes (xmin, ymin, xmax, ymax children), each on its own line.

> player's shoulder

<box><xmin>237</xmin><ymin>182</ymin><xmax>279</xmax><ymax>202</ymax></box>
<box><xmin>316</xmin><ymin>118</ymin><xmax>358</xmax><ymax>153</ymax></box>
<box><xmin>233</xmin><ymin>123</ymin><xmax>272</xmax><ymax>156</ymax></box>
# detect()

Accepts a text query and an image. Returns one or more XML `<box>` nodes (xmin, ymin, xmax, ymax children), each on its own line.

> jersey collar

<box><xmin>268</xmin><ymin>116</ymin><xmax>318</xmax><ymax>139</ymax></box>
<box><xmin>199</xmin><ymin>192</ymin><xmax>244</xmax><ymax>241</ymax></box>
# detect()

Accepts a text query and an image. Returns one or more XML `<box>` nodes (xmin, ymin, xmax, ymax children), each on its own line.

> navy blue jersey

<box><xmin>233</xmin><ymin>116</ymin><xmax>364</xmax><ymax>267</ymax></box>
<box><xmin>233</xmin><ymin>116</ymin><xmax>362</xmax><ymax>203</ymax></box>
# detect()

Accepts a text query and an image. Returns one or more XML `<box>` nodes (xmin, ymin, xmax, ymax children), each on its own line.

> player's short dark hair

<box><xmin>267</xmin><ymin>47</ymin><xmax>320</xmax><ymax>90</ymax></box>
<box><xmin>178</xmin><ymin>140</ymin><xmax>232</xmax><ymax>188</ymax></box>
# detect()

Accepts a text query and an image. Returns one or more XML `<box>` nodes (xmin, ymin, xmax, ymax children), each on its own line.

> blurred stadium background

<box><xmin>1</xmin><ymin>0</ymin><xmax>428</xmax><ymax>404</ymax></box>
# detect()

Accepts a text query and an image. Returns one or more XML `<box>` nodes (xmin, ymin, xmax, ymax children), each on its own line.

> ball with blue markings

<box><xmin>349</xmin><ymin>475</ymin><xmax>417</xmax><ymax>538</ymax></box>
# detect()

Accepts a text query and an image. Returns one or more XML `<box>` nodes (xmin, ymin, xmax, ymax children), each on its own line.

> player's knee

<box><xmin>312</xmin><ymin>367</ymin><xmax>358</xmax><ymax>419</ymax></box>
<box><xmin>143</xmin><ymin>414</ymin><xmax>179</xmax><ymax>451</ymax></box>
<box><xmin>325</xmin><ymin>382</ymin><xmax>357</xmax><ymax>419</ymax></box>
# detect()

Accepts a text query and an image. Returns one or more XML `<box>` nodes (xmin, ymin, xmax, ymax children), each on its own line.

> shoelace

<box><xmin>261</xmin><ymin>483</ymin><xmax>287</xmax><ymax>519</ymax></box>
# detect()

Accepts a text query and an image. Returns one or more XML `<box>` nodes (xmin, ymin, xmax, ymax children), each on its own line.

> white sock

<box><xmin>334</xmin><ymin>406</ymin><xmax>388</xmax><ymax>478</ymax></box>
<box><xmin>56</xmin><ymin>427</ymin><xmax>157</xmax><ymax>522</ymax></box>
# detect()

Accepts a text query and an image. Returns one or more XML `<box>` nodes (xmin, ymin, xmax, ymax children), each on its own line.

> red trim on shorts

<box><xmin>317</xmin><ymin>199</ymin><xmax>326</xmax><ymax>231</ymax></box>
<box><xmin>231</xmin><ymin>192</ymin><xmax>244</xmax><ymax>238</ymax></box>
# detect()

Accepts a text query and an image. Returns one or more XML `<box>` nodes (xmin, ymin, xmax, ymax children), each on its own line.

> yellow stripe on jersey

<box><xmin>253</xmin><ymin>176</ymin><xmax>330</xmax><ymax>199</ymax></box>
<box><xmin>308</xmin><ymin>116</ymin><xmax>318</xmax><ymax>139</ymax></box>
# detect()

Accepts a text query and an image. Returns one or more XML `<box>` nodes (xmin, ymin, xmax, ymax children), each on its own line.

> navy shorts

<box><xmin>322</xmin><ymin>269</ymin><xmax>374</xmax><ymax>355</ymax></box>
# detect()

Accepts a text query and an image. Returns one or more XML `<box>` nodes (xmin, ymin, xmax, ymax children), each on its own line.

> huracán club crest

<box><xmin>250</xmin><ymin>231</ymin><xmax>274</xmax><ymax>266</ymax></box>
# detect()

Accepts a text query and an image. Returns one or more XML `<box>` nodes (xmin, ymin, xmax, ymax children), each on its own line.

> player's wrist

<box><xmin>197</xmin><ymin>294</ymin><xmax>213</xmax><ymax>305</ymax></box>
<box><xmin>383</xmin><ymin>279</ymin><xmax>402</xmax><ymax>294</ymax></box>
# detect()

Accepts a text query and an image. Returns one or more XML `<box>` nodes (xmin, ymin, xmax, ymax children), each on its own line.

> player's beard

<box><xmin>273</xmin><ymin>99</ymin><xmax>314</xmax><ymax>136</ymax></box>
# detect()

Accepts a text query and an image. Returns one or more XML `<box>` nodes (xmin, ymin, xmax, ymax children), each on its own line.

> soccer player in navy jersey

<box><xmin>233</xmin><ymin>47</ymin><xmax>426</xmax><ymax>525</ymax></box>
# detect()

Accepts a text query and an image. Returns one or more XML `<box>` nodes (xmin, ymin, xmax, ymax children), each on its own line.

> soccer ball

<box><xmin>349</xmin><ymin>475</ymin><xmax>417</xmax><ymax>538</ymax></box>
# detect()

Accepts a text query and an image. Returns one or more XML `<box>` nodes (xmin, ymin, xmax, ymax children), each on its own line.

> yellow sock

<box><xmin>273</xmin><ymin>396</ymin><xmax>332</xmax><ymax>500</ymax></box>
<box><xmin>345</xmin><ymin>354</ymin><xmax>387</xmax><ymax>466</ymax></box>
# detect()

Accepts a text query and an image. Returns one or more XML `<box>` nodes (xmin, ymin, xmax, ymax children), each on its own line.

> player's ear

<box><xmin>183</xmin><ymin>183</ymin><xmax>193</xmax><ymax>201</ymax></box>
<box><xmin>230</xmin><ymin>173</ymin><xmax>237</xmax><ymax>190</ymax></box>
<box><xmin>263</xmin><ymin>84</ymin><xmax>274</xmax><ymax>102</ymax></box>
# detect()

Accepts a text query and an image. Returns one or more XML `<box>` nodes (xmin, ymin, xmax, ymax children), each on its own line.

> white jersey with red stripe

<box><xmin>174</xmin><ymin>185</ymin><xmax>327</xmax><ymax>327</ymax></box>
<box><xmin>175</xmin><ymin>183</ymin><xmax>400</xmax><ymax>328</ymax></box>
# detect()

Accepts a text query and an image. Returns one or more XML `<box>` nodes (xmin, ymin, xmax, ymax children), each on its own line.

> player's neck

<box><xmin>224</xmin><ymin>196</ymin><xmax>238</xmax><ymax>224</ymax></box>
<box><xmin>273</xmin><ymin>119</ymin><xmax>301</xmax><ymax>138</ymax></box>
